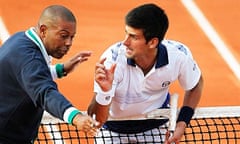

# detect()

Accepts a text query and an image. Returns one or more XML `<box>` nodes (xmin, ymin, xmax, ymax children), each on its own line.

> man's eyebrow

<box><xmin>129</xmin><ymin>33</ymin><xmax>141</xmax><ymax>39</ymax></box>
<box><xmin>58</xmin><ymin>29</ymin><xmax>76</xmax><ymax>35</ymax></box>
<box><xmin>58</xmin><ymin>29</ymin><xmax>69</xmax><ymax>33</ymax></box>
<box><xmin>125</xmin><ymin>30</ymin><xmax>137</xmax><ymax>37</ymax></box>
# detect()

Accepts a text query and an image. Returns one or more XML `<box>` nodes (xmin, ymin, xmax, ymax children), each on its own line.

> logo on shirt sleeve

<box><xmin>105</xmin><ymin>96</ymin><xmax>111</xmax><ymax>101</ymax></box>
<box><xmin>193</xmin><ymin>63</ymin><xmax>197</xmax><ymax>71</ymax></box>
<box><xmin>177</xmin><ymin>45</ymin><xmax>187</xmax><ymax>55</ymax></box>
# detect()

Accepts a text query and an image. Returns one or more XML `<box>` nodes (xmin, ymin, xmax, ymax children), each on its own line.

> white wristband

<box><xmin>95</xmin><ymin>90</ymin><xmax>114</xmax><ymax>105</ymax></box>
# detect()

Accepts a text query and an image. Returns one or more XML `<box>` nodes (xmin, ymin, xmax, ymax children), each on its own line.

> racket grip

<box><xmin>169</xmin><ymin>93</ymin><xmax>179</xmax><ymax>131</ymax></box>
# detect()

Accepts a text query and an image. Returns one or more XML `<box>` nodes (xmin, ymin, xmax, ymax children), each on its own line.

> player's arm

<box><xmin>182</xmin><ymin>75</ymin><xmax>203</xmax><ymax>109</ymax></box>
<box><xmin>165</xmin><ymin>75</ymin><xmax>203</xmax><ymax>144</ymax></box>
<box><xmin>175</xmin><ymin>74</ymin><xmax>203</xmax><ymax>129</ymax></box>
<box><xmin>88</xmin><ymin>93</ymin><xmax>111</xmax><ymax>128</ymax></box>
<box><xmin>87</xmin><ymin>58</ymin><xmax>116</xmax><ymax>127</ymax></box>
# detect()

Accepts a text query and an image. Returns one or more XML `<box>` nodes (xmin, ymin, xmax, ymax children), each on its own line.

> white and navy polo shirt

<box><xmin>94</xmin><ymin>40</ymin><xmax>201</xmax><ymax>119</ymax></box>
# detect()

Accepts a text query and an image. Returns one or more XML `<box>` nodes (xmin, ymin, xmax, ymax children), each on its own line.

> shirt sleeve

<box><xmin>178</xmin><ymin>47</ymin><xmax>201</xmax><ymax>90</ymax></box>
<box><xmin>49</xmin><ymin>64</ymin><xmax>58</xmax><ymax>80</ymax></box>
<box><xmin>18</xmin><ymin>59</ymin><xmax>72</xmax><ymax>120</ymax></box>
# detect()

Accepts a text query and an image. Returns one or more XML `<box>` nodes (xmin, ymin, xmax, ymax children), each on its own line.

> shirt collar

<box><xmin>25</xmin><ymin>27</ymin><xmax>52</xmax><ymax>65</ymax></box>
<box><xmin>127</xmin><ymin>43</ymin><xmax>169</xmax><ymax>68</ymax></box>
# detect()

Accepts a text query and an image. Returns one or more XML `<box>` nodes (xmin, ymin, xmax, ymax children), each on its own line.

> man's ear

<box><xmin>39</xmin><ymin>24</ymin><xmax>47</xmax><ymax>38</ymax></box>
<box><xmin>148</xmin><ymin>37</ymin><xmax>159</xmax><ymax>49</ymax></box>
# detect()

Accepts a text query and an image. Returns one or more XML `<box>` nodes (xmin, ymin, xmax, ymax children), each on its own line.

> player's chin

<box><xmin>125</xmin><ymin>49</ymin><xmax>134</xmax><ymax>57</ymax></box>
<box><xmin>125</xmin><ymin>52</ymin><xmax>133</xmax><ymax>59</ymax></box>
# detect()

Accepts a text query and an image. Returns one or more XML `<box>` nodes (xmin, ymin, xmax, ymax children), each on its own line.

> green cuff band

<box><xmin>68</xmin><ymin>109</ymin><xmax>81</xmax><ymax>124</ymax></box>
<box><xmin>56</xmin><ymin>64</ymin><xmax>64</xmax><ymax>78</ymax></box>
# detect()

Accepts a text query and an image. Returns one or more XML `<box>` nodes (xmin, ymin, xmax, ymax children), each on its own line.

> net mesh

<box><xmin>34</xmin><ymin>106</ymin><xmax>240</xmax><ymax>144</ymax></box>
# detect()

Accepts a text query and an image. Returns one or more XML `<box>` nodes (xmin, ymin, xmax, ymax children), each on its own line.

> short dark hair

<box><xmin>125</xmin><ymin>3</ymin><xmax>169</xmax><ymax>43</ymax></box>
<box><xmin>40</xmin><ymin>5</ymin><xmax>76</xmax><ymax>25</ymax></box>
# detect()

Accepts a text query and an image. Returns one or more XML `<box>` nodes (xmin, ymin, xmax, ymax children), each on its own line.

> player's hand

<box><xmin>164</xmin><ymin>121</ymin><xmax>186</xmax><ymax>144</ymax></box>
<box><xmin>72</xmin><ymin>113</ymin><xmax>100</xmax><ymax>136</ymax></box>
<box><xmin>63</xmin><ymin>51</ymin><xmax>92</xmax><ymax>75</ymax></box>
<box><xmin>95</xmin><ymin>57</ymin><xmax>116</xmax><ymax>91</ymax></box>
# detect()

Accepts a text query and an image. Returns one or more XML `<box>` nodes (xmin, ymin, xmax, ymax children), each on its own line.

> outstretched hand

<box><xmin>72</xmin><ymin>113</ymin><xmax>100</xmax><ymax>136</ymax></box>
<box><xmin>95</xmin><ymin>58</ymin><xmax>116</xmax><ymax>92</ymax></box>
<box><xmin>63</xmin><ymin>51</ymin><xmax>92</xmax><ymax>75</ymax></box>
<box><xmin>164</xmin><ymin>121</ymin><xmax>186</xmax><ymax>144</ymax></box>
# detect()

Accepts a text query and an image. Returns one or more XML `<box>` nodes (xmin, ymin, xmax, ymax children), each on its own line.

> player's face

<box><xmin>122</xmin><ymin>25</ymin><xmax>150</xmax><ymax>60</ymax></box>
<box><xmin>42</xmin><ymin>20</ymin><xmax>76</xmax><ymax>59</ymax></box>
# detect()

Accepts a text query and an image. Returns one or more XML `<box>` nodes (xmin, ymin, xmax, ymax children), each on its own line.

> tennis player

<box><xmin>88</xmin><ymin>3</ymin><xmax>203</xmax><ymax>143</ymax></box>
<box><xmin>0</xmin><ymin>5</ymin><xmax>98</xmax><ymax>144</ymax></box>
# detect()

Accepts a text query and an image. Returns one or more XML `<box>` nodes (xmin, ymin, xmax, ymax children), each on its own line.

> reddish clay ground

<box><xmin>0</xmin><ymin>0</ymin><xmax>240</xmax><ymax>111</ymax></box>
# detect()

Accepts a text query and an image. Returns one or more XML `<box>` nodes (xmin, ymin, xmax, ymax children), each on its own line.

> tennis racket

<box><xmin>108</xmin><ymin>93</ymin><xmax>179</xmax><ymax>126</ymax></box>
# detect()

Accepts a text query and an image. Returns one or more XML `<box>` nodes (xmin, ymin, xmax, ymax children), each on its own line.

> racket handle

<box><xmin>169</xmin><ymin>93</ymin><xmax>179</xmax><ymax>131</ymax></box>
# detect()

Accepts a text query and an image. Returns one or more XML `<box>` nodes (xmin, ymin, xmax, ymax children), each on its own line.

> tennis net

<box><xmin>34</xmin><ymin>106</ymin><xmax>240</xmax><ymax>144</ymax></box>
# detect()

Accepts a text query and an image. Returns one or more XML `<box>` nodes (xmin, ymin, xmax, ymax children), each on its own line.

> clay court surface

<box><xmin>0</xmin><ymin>0</ymin><xmax>240</xmax><ymax>110</ymax></box>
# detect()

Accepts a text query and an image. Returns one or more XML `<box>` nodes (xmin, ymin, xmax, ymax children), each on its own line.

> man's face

<box><xmin>42</xmin><ymin>20</ymin><xmax>76</xmax><ymax>59</ymax></box>
<box><xmin>122</xmin><ymin>25</ymin><xmax>149</xmax><ymax>60</ymax></box>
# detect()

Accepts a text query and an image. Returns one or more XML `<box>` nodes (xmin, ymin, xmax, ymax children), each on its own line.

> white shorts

<box><xmin>95</xmin><ymin>124</ymin><xmax>168</xmax><ymax>144</ymax></box>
